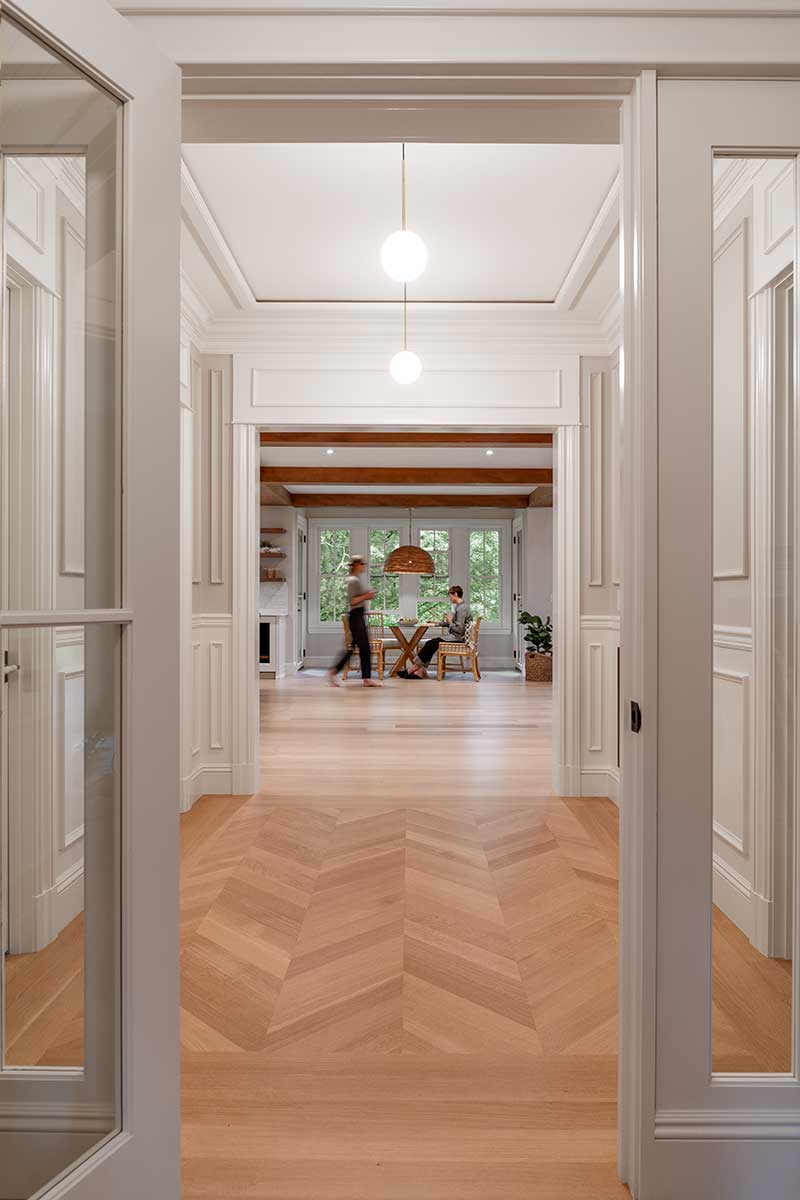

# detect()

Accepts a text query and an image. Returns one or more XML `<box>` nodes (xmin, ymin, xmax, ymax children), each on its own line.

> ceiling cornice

<box><xmin>114</xmin><ymin>1</ymin><xmax>800</xmax><ymax>17</ymax></box>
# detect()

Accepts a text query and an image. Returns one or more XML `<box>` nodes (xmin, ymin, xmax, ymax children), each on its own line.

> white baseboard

<box><xmin>581</xmin><ymin>767</ymin><xmax>620</xmax><ymax>805</ymax></box>
<box><xmin>713</xmin><ymin>853</ymin><xmax>753</xmax><ymax>939</ymax></box>
<box><xmin>55</xmin><ymin>861</ymin><xmax>84</xmax><ymax>932</ymax></box>
<box><xmin>180</xmin><ymin>765</ymin><xmax>236</xmax><ymax>813</ymax></box>
<box><xmin>304</xmin><ymin>655</ymin><xmax>515</xmax><ymax>671</ymax></box>
<box><xmin>231</xmin><ymin>761</ymin><xmax>258</xmax><ymax>797</ymax></box>
<box><xmin>553</xmin><ymin>762</ymin><xmax>581</xmax><ymax>797</ymax></box>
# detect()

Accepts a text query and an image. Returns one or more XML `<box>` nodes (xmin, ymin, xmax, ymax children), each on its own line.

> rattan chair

<box><xmin>437</xmin><ymin>615</ymin><xmax>482</xmax><ymax>682</ymax></box>
<box><xmin>340</xmin><ymin>611</ymin><xmax>400</xmax><ymax>680</ymax></box>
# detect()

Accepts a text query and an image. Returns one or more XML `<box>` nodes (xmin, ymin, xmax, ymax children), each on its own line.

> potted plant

<box><xmin>519</xmin><ymin>612</ymin><xmax>553</xmax><ymax>682</ymax></box>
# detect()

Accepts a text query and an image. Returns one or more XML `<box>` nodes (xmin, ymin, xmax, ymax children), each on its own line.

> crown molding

<box><xmin>714</xmin><ymin>157</ymin><xmax>765</xmax><ymax>227</ymax></box>
<box><xmin>186</xmin><ymin>302</ymin><xmax>619</xmax><ymax>356</ymax></box>
<box><xmin>181</xmin><ymin>159</ymin><xmax>254</xmax><ymax>310</ymax></box>
<box><xmin>41</xmin><ymin>156</ymin><xmax>86</xmax><ymax>216</ymax></box>
<box><xmin>113</xmin><ymin>1</ymin><xmax>800</xmax><ymax>16</ymax></box>
<box><xmin>557</xmin><ymin>172</ymin><xmax>620</xmax><ymax>311</ymax></box>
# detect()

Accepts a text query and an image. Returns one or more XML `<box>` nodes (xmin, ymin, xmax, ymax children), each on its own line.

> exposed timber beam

<box><xmin>261</xmin><ymin>467</ymin><xmax>552</xmax><ymax>486</ymax></box>
<box><xmin>529</xmin><ymin>485</ymin><xmax>554</xmax><ymax>508</ymax></box>
<box><xmin>259</xmin><ymin>431</ymin><xmax>552</xmax><ymax>447</ymax></box>
<box><xmin>260</xmin><ymin>482</ymin><xmax>293</xmax><ymax>506</ymax></box>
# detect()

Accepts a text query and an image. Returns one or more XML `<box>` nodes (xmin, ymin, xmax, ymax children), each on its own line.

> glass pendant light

<box><xmin>389</xmin><ymin>286</ymin><xmax>422</xmax><ymax>385</ymax></box>
<box><xmin>381</xmin><ymin>144</ymin><xmax>428</xmax><ymax>283</ymax></box>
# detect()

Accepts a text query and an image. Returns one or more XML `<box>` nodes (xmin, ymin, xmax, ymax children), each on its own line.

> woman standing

<box><xmin>329</xmin><ymin>556</ymin><xmax>380</xmax><ymax>687</ymax></box>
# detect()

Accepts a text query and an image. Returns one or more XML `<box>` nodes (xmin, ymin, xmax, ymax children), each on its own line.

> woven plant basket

<box><xmin>525</xmin><ymin>651</ymin><xmax>552</xmax><ymax>682</ymax></box>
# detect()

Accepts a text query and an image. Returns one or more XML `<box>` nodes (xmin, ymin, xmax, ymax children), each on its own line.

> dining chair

<box><xmin>341</xmin><ymin>610</ymin><xmax>399</xmax><ymax>680</ymax></box>
<box><xmin>437</xmin><ymin>615</ymin><xmax>482</xmax><ymax>682</ymax></box>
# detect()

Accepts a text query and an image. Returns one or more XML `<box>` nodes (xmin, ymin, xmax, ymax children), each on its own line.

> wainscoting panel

<box><xmin>580</xmin><ymin>615</ymin><xmax>620</xmax><ymax>802</ymax></box>
<box><xmin>712</xmin><ymin>629</ymin><xmax>754</xmax><ymax>939</ymax></box>
<box><xmin>183</xmin><ymin>615</ymin><xmax>234</xmax><ymax>811</ymax></box>
<box><xmin>234</xmin><ymin>351</ymin><xmax>580</xmax><ymax>428</ymax></box>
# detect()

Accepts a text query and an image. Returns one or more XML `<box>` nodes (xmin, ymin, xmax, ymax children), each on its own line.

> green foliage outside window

<box><xmin>417</xmin><ymin>529</ymin><xmax>450</xmax><ymax>621</ymax></box>
<box><xmin>469</xmin><ymin>529</ymin><xmax>501</xmax><ymax>623</ymax></box>
<box><xmin>369</xmin><ymin>528</ymin><xmax>401</xmax><ymax>622</ymax></box>
<box><xmin>319</xmin><ymin>528</ymin><xmax>350</xmax><ymax>622</ymax></box>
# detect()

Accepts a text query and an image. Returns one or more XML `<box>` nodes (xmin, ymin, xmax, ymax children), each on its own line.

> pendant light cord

<box><xmin>403</xmin><ymin>284</ymin><xmax>408</xmax><ymax>351</ymax></box>
<box><xmin>401</xmin><ymin>142</ymin><xmax>407</xmax><ymax>231</ymax></box>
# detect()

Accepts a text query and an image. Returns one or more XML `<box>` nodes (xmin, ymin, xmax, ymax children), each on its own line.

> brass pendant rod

<box><xmin>403</xmin><ymin>284</ymin><xmax>408</xmax><ymax>351</ymax></box>
<box><xmin>401</xmin><ymin>142</ymin><xmax>407</xmax><ymax>231</ymax></box>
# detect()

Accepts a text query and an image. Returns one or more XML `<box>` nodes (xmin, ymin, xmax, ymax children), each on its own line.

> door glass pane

<box><xmin>0</xmin><ymin>17</ymin><xmax>121</xmax><ymax>611</ymax></box>
<box><xmin>711</xmin><ymin>155</ymin><xmax>795</xmax><ymax>1073</ymax></box>
<box><xmin>1</xmin><ymin>623</ymin><xmax>121</xmax><ymax>1159</ymax></box>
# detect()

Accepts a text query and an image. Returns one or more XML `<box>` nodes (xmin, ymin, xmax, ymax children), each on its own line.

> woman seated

<box><xmin>400</xmin><ymin>585</ymin><xmax>472</xmax><ymax>678</ymax></box>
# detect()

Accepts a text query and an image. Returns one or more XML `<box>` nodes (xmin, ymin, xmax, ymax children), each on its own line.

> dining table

<box><xmin>388</xmin><ymin>620</ymin><xmax>446</xmax><ymax>677</ymax></box>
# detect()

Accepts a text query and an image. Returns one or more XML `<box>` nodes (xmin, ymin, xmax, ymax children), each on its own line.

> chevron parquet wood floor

<box><xmin>181</xmin><ymin>673</ymin><xmax>630</xmax><ymax>1198</ymax></box>
<box><xmin>3</xmin><ymin>672</ymin><xmax>791</xmax><ymax>1192</ymax></box>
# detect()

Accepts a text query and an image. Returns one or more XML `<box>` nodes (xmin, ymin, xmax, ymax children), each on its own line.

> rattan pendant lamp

<box><xmin>383</xmin><ymin>507</ymin><xmax>434</xmax><ymax>575</ymax></box>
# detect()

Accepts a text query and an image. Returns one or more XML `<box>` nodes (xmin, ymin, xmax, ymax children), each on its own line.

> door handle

<box><xmin>2</xmin><ymin>651</ymin><xmax>19</xmax><ymax>680</ymax></box>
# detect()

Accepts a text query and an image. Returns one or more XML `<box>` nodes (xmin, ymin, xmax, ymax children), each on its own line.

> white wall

<box><xmin>579</xmin><ymin>353</ymin><xmax>621</xmax><ymax>802</ymax></box>
<box><xmin>524</xmin><ymin>507</ymin><xmax>553</xmax><ymax>621</ymax></box>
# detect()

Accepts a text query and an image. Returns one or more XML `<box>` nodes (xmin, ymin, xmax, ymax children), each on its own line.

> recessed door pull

<box><xmin>630</xmin><ymin>701</ymin><xmax>642</xmax><ymax>734</ymax></box>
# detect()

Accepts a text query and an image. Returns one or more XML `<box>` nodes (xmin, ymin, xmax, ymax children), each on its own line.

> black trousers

<box><xmin>333</xmin><ymin>607</ymin><xmax>371</xmax><ymax>679</ymax></box>
<box><xmin>418</xmin><ymin>636</ymin><xmax>443</xmax><ymax>665</ymax></box>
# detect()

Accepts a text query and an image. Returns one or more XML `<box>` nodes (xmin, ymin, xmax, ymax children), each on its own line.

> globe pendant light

<box><xmin>383</xmin><ymin>508</ymin><xmax>435</xmax><ymax>576</ymax></box>
<box><xmin>389</xmin><ymin>286</ymin><xmax>423</xmax><ymax>385</ymax></box>
<box><xmin>381</xmin><ymin>144</ymin><xmax>428</xmax><ymax>283</ymax></box>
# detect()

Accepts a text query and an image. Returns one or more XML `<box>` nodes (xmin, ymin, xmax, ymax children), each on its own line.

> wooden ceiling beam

<box><xmin>260</xmin><ymin>482</ymin><xmax>293</xmax><ymax>506</ymax></box>
<box><xmin>295</xmin><ymin>493</ymin><xmax>530</xmax><ymax>509</ymax></box>
<box><xmin>259</xmin><ymin>431</ymin><xmax>552</xmax><ymax>447</ymax></box>
<box><xmin>261</xmin><ymin>466</ymin><xmax>552</xmax><ymax>486</ymax></box>
<box><xmin>529</xmin><ymin>485</ymin><xmax>554</xmax><ymax>508</ymax></box>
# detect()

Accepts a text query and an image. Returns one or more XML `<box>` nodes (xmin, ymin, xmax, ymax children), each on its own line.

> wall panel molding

<box><xmin>588</xmin><ymin>370</ymin><xmax>604</xmax><ymax>586</ymax></box>
<box><xmin>209</xmin><ymin>368</ymin><xmax>225</xmax><ymax>584</ymax></box>
<box><xmin>712</xmin><ymin>216</ymin><xmax>749</xmax><ymax>581</ymax></box>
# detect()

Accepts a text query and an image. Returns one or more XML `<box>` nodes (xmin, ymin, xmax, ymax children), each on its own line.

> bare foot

<box><xmin>328</xmin><ymin>672</ymin><xmax>340</xmax><ymax>688</ymax></box>
<box><xmin>362</xmin><ymin>679</ymin><xmax>381</xmax><ymax>687</ymax></box>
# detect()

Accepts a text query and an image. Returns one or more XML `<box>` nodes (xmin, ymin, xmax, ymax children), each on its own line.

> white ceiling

<box><xmin>183</xmin><ymin>142</ymin><xmax>619</xmax><ymax>305</ymax></box>
<box><xmin>260</xmin><ymin>445</ymin><xmax>551</xmax><ymax>469</ymax></box>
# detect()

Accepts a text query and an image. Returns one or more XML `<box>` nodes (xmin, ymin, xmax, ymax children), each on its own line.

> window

<box><xmin>319</xmin><ymin>528</ymin><xmax>350</xmax><ymax>623</ymax></box>
<box><xmin>369</xmin><ymin>528</ymin><xmax>401</xmax><ymax>621</ymax></box>
<box><xmin>469</xmin><ymin>528</ymin><xmax>501</xmax><ymax>623</ymax></box>
<box><xmin>417</xmin><ymin>528</ymin><xmax>450</xmax><ymax>621</ymax></box>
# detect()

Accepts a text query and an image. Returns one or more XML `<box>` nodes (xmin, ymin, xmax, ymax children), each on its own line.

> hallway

<box><xmin>180</xmin><ymin>674</ymin><xmax>627</xmax><ymax>1199</ymax></box>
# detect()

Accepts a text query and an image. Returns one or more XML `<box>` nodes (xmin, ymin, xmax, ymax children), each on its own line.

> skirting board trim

<box><xmin>581</xmin><ymin>767</ymin><xmax>620</xmax><ymax>805</ymax></box>
<box><xmin>655</xmin><ymin>1110</ymin><xmax>800</xmax><ymax>1140</ymax></box>
<box><xmin>713</xmin><ymin>852</ymin><xmax>753</xmax><ymax>939</ymax></box>
<box><xmin>553</xmin><ymin>762</ymin><xmax>581</xmax><ymax>797</ymax></box>
<box><xmin>180</xmin><ymin>765</ymin><xmax>235</xmax><ymax>813</ymax></box>
<box><xmin>0</xmin><ymin>1102</ymin><xmax>115</xmax><ymax>1134</ymax></box>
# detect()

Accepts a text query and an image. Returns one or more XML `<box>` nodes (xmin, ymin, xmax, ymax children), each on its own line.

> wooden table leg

<box><xmin>389</xmin><ymin>626</ymin><xmax>426</xmax><ymax>676</ymax></box>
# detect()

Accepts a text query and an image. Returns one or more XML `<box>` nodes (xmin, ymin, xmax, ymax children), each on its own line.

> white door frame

<box><xmin>0</xmin><ymin>2</ymin><xmax>181</xmax><ymax>1198</ymax></box>
<box><xmin>511</xmin><ymin>512</ymin><xmax>523</xmax><ymax>670</ymax></box>
<box><xmin>232</xmin><ymin>423</ymin><xmax>581</xmax><ymax>798</ymax></box>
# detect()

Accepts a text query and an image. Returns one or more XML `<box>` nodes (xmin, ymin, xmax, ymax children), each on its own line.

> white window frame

<box><xmin>311</xmin><ymin>520</ymin><xmax>354</xmax><ymax>628</ymax></box>
<box><xmin>413</xmin><ymin>523</ymin><xmax>453</xmax><ymax>620</ymax></box>
<box><xmin>466</xmin><ymin>521</ymin><xmax>509</xmax><ymax>632</ymax></box>
<box><xmin>367</xmin><ymin>523</ymin><xmax>403</xmax><ymax>620</ymax></box>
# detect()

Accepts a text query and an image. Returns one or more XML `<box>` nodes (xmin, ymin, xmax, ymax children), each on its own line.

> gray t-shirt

<box><xmin>346</xmin><ymin>573</ymin><xmax>370</xmax><ymax>612</ymax></box>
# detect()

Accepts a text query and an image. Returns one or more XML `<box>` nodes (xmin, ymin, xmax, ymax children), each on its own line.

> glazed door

<box><xmin>643</xmin><ymin>79</ymin><xmax>800</xmax><ymax>1198</ymax></box>
<box><xmin>0</xmin><ymin>2</ymin><xmax>180</xmax><ymax>1199</ymax></box>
